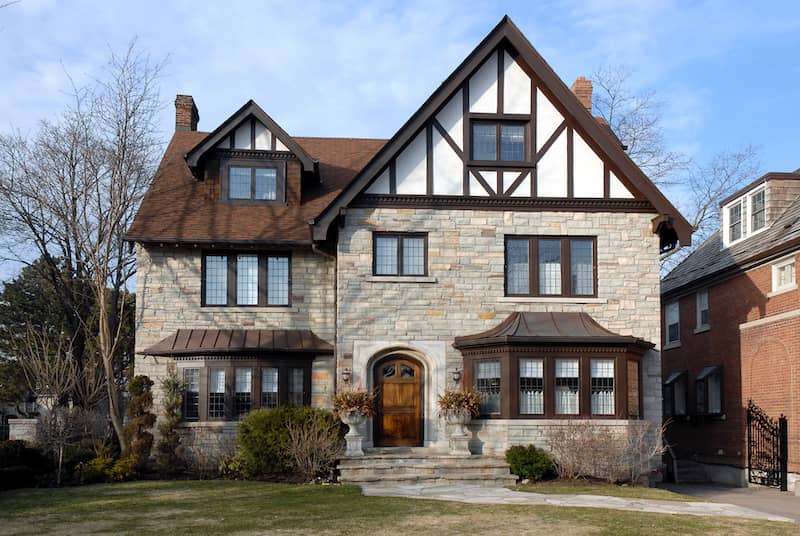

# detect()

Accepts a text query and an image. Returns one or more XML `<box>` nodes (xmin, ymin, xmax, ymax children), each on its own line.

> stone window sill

<box><xmin>366</xmin><ymin>276</ymin><xmax>437</xmax><ymax>283</ymax></box>
<box><xmin>767</xmin><ymin>284</ymin><xmax>797</xmax><ymax>298</ymax></box>
<box><xmin>663</xmin><ymin>341</ymin><xmax>681</xmax><ymax>350</ymax></box>
<box><xmin>498</xmin><ymin>296</ymin><xmax>607</xmax><ymax>304</ymax></box>
<box><xmin>693</xmin><ymin>325</ymin><xmax>710</xmax><ymax>334</ymax></box>
<box><xmin>201</xmin><ymin>306</ymin><xmax>300</xmax><ymax>313</ymax></box>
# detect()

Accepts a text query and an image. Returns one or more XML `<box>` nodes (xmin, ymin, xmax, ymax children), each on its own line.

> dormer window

<box><xmin>728</xmin><ymin>201</ymin><xmax>743</xmax><ymax>242</ymax></box>
<box><xmin>750</xmin><ymin>189</ymin><xmax>766</xmax><ymax>232</ymax></box>
<box><xmin>222</xmin><ymin>161</ymin><xmax>285</xmax><ymax>204</ymax></box>
<box><xmin>471</xmin><ymin>122</ymin><xmax>527</xmax><ymax>162</ymax></box>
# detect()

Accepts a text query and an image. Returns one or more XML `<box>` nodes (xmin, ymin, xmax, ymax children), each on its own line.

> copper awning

<box><xmin>453</xmin><ymin>312</ymin><xmax>654</xmax><ymax>350</ymax></box>
<box><xmin>142</xmin><ymin>329</ymin><xmax>333</xmax><ymax>356</ymax></box>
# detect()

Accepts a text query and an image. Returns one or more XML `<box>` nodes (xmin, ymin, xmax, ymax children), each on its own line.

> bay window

<box><xmin>475</xmin><ymin>360</ymin><xmax>501</xmax><ymax>415</ymax></box>
<box><xmin>555</xmin><ymin>359</ymin><xmax>579</xmax><ymax>415</ymax></box>
<box><xmin>209</xmin><ymin>369</ymin><xmax>226</xmax><ymax>419</ymax></box>
<box><xmin>261</xmin><ymin>367</ymin><xmax>279</xmax><ymax>409</ymax></box>
<box><xmin>519</xmin><ymin>359</ymin><xmax>544</xmax><ymax>415</ymax></box>
<box><xmin>182</xmin><ymin>368</ymin><xmax>200</xmax><ymax>420</ymax></box>
<box><xmin>235</xmin><ymin>368</ymin><xmax>252</xmax><ymax>418</ymax></box>
<box><xmin>590</xmin><ymin>359</ymin><xmax>615</xmax><ymax>415</ymax></box>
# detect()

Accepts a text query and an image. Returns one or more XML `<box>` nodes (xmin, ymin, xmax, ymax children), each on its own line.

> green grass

<box><xmin>0</xmin><ymin>480</ymin><xmax>796</xmax><ymax>536</ymax></box>
<box><xmin>511</xmin><ymin>480</ymin><xmax>702</xmax><ymax>502</ymax></box>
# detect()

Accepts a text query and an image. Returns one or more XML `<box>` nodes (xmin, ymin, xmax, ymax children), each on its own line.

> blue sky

<box><xmin>0</xmin><ymin>0</ymin><xmax>799</xmax><ymax>278</ymax></box>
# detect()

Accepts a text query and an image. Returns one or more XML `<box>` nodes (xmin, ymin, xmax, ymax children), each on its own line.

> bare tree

<box><xmin>592</xmin><ymin>65</ymin><xmax>690</xmax><ymax>186</ymax></box>
<box><xmin>0</xmin><ymin>43</ymin><xmax>163</xmax><ymax>450</ymax></box>
<box><xmin>18</xmin><ymin>326</ymin><xmax>78</xmax><ymax>409</ymax></box>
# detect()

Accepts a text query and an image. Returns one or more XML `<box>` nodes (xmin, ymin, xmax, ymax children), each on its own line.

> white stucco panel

<box><xmin>478</xmin><ymin>170</ymin><xmax>497</xmax><ymax>195</ymax></box>
<box><xmin>609</xmin><ymin>170</ymin><xmax>635</xmax><ymax>198</ymax></box>
<box><xmin>469</xmin><ymin>53</ymin><xmax>498</xmax><ymax>114</ymax></box>
<box><xmin>254</xmin><ymin>121</ymin><xmax>272</xmax><ymax>150</ymax></box>
<box><xmin>572</xmin><ymin>131</ymin><xmax>605</xmax><ymax>198</ymax></box>
<box><xmin>234</xmin><ymin>122</ymin><xmax>250</xmax><ymax>149</ymax></box>
<box><xmin>432</xmin><ymin>129</ymin><xmax>463</xmax><ymax>195</ymax></box>
<box><xmin>365</xmin><ymin>168</ymin><xmax>391</xmax><ymax>194</ymax></box>
<box><xmin>275</xmin><ymin>138</ymin><xmax>290</xmax><ymax>152</ymax></box>
<box><xmin>510</xmin><ymin>172</ymin><xmax>531</xmax><ymax>197</ymax></box>
<box><xmin>435</xmin><ymin>91</ymin><xmax>463</xmax><ymax>150</ymax></box>
<box><xmin>396</xmin><ymin>131</ymin><xmax>427</xmax><ymax>195</ymax></box>
<box><xmin>537</xmin><ymin>129</ymin><xmax>567</xmax><ymax>197</ymax></box>
<box><xmin>536</xmin><ymin>87</ymin><xmax>564</xmax><ymax>152</ymax></box>
<box><xmin>469</xmin><ymin>172</ymin><xmax>491</xmax><ymax>197</ymax></box>
<box><xmin>503</xmin><ymin>51</ymin><xmax>531</xmax><ymax>114</ymax></box>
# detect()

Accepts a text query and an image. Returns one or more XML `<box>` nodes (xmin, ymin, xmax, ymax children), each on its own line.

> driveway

<box><xmin>660</xmin><ymin>483</ymin><xmax>800</xmax><ymax>523</ymax></box>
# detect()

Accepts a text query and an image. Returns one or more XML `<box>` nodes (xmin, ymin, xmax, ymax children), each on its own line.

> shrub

<box><xmin>547</xmin><ymin>420</ymin><xmax>665</xmax><ymax>483</ymax></box>
<box><xmin>505</xmin><ymin>445</ymin><xmax>556</xmax><ymax>481</ymax></box>
<box><xmin>75</xmin><ymin>445</ymin><xmax>138</xmax><ymax>484</ymax></box>
<box><xmin>155</xmin><ymin>365</ymin><xmax>187</xmax><ymax>476</ymax></box>
<box><xmin>236</xmin><ymin>406</ymin><xmax>344</xmax><ymax>479</ymax></box>
<box><xmin>0</xmin><ymin>440</ymin><xmax>51</xmax><ymax>489</ymax></box>
<box><xmin>123</xmin><ymin>375</ymin><xmax>156</xmax><ymax>472</ymax></box>
<box><xmin>285</xmin><ymin>411</ymin><xmax>345</xmax><ymax>480</ymax></box>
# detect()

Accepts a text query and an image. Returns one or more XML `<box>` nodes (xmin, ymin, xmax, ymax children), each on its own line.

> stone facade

<box><xmin>134</xmin><ymin>244</ymin><xmax>337</xmax><ymax>450</ymax></box>
<box><xmin>336</xmin><ymin>208</ymin><xmax>663</xmax><ymax>450</ymax></box>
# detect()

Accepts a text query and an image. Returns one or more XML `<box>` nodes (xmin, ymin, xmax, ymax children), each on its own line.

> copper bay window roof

<box><xmin>142</xmin><ymin>329</ymin><xmax>333</xmax><ymax>356</ymax></box>
<box><xmin>453</xmin><ymin>312</ymin><xmax>654</xmax><ymax>351</ymax></box>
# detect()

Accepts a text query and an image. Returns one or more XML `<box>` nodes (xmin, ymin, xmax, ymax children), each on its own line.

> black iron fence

<box><xmin>747</xmin><ymin>400</ymin><xmax>788</xmax><ymax>491</ymax></box>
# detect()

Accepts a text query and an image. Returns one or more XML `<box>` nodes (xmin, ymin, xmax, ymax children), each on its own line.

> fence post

<box><xmin>779</xmin><ymin>415</ymin><xmax>788</xmax><ymax>492</ymax></box>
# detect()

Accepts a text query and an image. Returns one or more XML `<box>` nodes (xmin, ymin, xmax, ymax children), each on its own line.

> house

<box><xmin>661</xmin><ymin>171</ymin><xmax>799</xmax><ymax>492</ymax></box>
<box><xmin>127</xmin><ymin>17</ymin><xmax>691</xmax><ymax>471</ymax></box>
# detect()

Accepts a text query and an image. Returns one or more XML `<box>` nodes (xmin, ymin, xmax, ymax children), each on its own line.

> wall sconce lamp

<box><xmin>341</xmin><ymin>367</ymin><xmax>352</xmax><ymax>384</ymax></box>
<box><xmin>450</xmin><ymin>368</ymin><xmax>462</xmax><ymax>385</ymax></box>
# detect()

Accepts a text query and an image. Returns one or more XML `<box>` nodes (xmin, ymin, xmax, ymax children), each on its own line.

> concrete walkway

<box><xmin>661</xmin><ymin>483</ymin><xmax>800</xmax><ymax>524</ymax></box>
<box><xmin>360</xmin><ymin>483</ymin><xmax>795</xmax><ymax>523</ymax></box>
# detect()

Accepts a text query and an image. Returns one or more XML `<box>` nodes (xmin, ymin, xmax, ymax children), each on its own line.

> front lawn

<box><xmin>1</xmin><ymin>480</ymin><xmax>795</xmax><ymax>535</ymax></box>
<box><xmin>511</xmin><ymin>480</ymin><xmax>702</xmax><ymax>502</ymax></box>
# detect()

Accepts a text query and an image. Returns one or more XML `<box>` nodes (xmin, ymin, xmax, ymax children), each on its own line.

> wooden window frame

<box><xmin>177</xmin><ymin>358</ymin><xmax>313</xmax><ymax>422</ymax></box>
<box><xmin>665</xmin><ymin>301</ymin><xmax>680</xmax><ymax>345</ymax></box>
<box><xmin>663</xmin><ymin>371</ymin><xmax>688</xmax><ymax>417</ymax></box>
<box><xmin>749</xmin><ymin>188</ymin><xmax>766</xmax><ymax>232</ymax></box>
<box><xmin>504</xmin><ymin>236</ymin><xmax>598</xmax><ymax>298</ymax></box>
<box><xmin>469</xmin><ymin>118</ymin><xmax>531</xmax><ymax>167</ymax></box>
<box><xmin>695</xmin><ymin>290</ymin><xmax>709</xmax><ymax>330</ymax></box>
<box><xmin>463</xmin><ymin>351</ymin><xmax>640</xmax><ymax>420</ymax></box>
<box><xmin>220</xmin><ymin>158</ymin><xmax>286</xmax><ymax>205</ymax></box>
<box><xmin>372</xmin><ymin>232</ymin><xmax>429</xmax><ymax>277</ymax></box>
<box><xmin>695</xmin><ymin>366</ymin><xmax>724</xmax><ymax>417</ymax></box>
<box><xmin>201</xmin><ymin>251</ymin><xmax>291</xmax><ymax>307</ymax></box>
<box><xmin>728</xmin><ymin>200</ymin><xmax>743</xmax><ymax>242</ymax></box>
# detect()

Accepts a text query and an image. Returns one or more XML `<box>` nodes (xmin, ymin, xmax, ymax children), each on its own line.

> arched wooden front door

<box><xmin>374</xmin><ymin>355</ymin><xmax>423</xmax><ymax>447</ymax></box>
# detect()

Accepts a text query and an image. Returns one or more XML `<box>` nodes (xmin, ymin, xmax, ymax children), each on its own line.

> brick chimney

<box><xmin>570</xmin><ymin>76</ymin><xmax>592</xmax><ymax>114</ymax></box>
<box><xmin>175</xmin><ymin>95</ymin><xmax>199</xmax><ymax>131</ymax></box>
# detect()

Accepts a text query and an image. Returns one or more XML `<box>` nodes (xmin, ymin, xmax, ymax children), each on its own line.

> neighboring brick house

<box><xmin>661</xmin><ymin>171</ymin><xmax>800</xmax><ymax>491</ymax></box>
<box><xmin>127</xmin><ymin>17</ymin><xmax>691</xmax><ymax>465</ymax></box>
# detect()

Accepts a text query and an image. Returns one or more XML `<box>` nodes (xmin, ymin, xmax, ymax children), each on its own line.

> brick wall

<box><xmin>336</xmin><ymin>208</ymin><xmax>663</xmax><ymax>450</ymax></box>
<box><xmin>662</xmin><ymin>251</ymin><xmax>799</xmax><ymax>471</ymax></box>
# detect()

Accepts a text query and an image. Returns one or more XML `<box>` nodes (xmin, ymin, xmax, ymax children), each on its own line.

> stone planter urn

<box><xmin>340</xmin><ymin>412</ymin><xmax>368</xmax><ymax>457</ymax></box>
<box><xmin>443</xmin><ymin>408</ymin><xmax>472</xmax><ymax>456</ymax></box>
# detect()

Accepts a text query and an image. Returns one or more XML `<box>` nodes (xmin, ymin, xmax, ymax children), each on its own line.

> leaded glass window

<box><xmin>570</xmin><ymin>240</ymin><xmax>593</xmax><ymax>296</ymax></box>
<box><xmin>236</xmin><ymin>255</ymin><xmax>259</xmax><ymax>305</ymax></box>
<box><xmin>402</xmin><ymin>237</ymin><xmax>425</xmax><ymax>276</ymax></box>
<box><xmin>590</xmin><ymin>359</ymin><xmax>614</xmax><ymax>415</ymax></box>
<box><xmin>235</xmin><ymin>368</ymin><xmax>252</xmax><ymax>418</ymax></box>
<box><xmin>500</xmin><ymin>124</ymin><xmax>524</xmax><ymax>161</ymax></box>
<box><xmin>288</xmin><ymin>368</ymin><xmax>304</xmax><ymax>406</ymax></box>
<box><xmin>267</xmin><ymin>256</ymin><xmax>289</xmax><ymax>305</ymax></box>
<box><xmin>204</xmin><ymin>255</ymin><xmax>228</xmax><ymax>305</ymax></box>
<box><xmin>506</xmin><ymin>239</ymin><xmax>529</xmax><ymax>295</ymax></box>
<box><xmin>229</xmin><ymin>167</ymin><xmax>252</xmax><ymax>199</ymax></box>
<box><xmin>261</xmin><ymin>367</ymin><xmax>278</xmax><ymax>409</ymax></box>
<box><xmin>373</xmin><ymin>233</ymin><xmax>427</xmax><ymax>276</ymax></box>
<box><xmin>505</xmin><ymin>237</ymin><xmax>597</xmax><ymax>297</ymax></box>
<box><xmin>254</xmin><ymin>168</ymin><xmax>277</xmax><ymax>200</ymax></box>
<box><xmin>519</xmin><ymin>359</ymin><xmax>543</xmax><ymax>415</ymax></box>
<box><xmin>182</xmin><ymin>368</ymin><xmax>200</xmax><ymax>420</ymax></box>
<box><xmin>471</xmin><ymin>122</ymin><xmax>527</xmax><ymax>161</ymax></box>
<box><xmin>209</xmin><ymin>368</ymin><xmax>226</xmax><ymax>419</ymax></box>
<box><xmin>203</xmin><ymin>253</ymin><xmax>290</xmax><ymax>307</ymax></box>
<box><xmin>555</xmin><ymin>359</ymin><xmax>579</xmax><ymax>415</ymax></box>
<box><xmin>538</xmin><ymin>239</ymin><xmax>562</xmax><ymax>295</ymax></box>
<box><xmin>476</xmin><ymin>360</ymin><xmax>501</xmax><ymax>415</ymax></box>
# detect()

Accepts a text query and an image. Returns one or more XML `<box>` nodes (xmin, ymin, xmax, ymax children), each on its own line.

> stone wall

<box><xmin>134</xmin><ymin>245</ymin><xmax>337</xmax><ymax>442</ymax></box>
<box><xmin>336</xmin><ymin>208</ymin><xmax>664</xmax><ymax>446</ymax></box>
<box><xmin>8</xmin><ymin>418</ymin><xmax>38</xmax><ymax>443</ymax></box>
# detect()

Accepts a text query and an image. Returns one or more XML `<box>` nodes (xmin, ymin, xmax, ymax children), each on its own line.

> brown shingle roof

<box><xmin>142</xmin><ymin>328</ymin><xmax>333</xmax><ymax>356</ymax></box>
<box><xmin>126</xmin><ymin>132</ymin><xmax>385</xmax><ymax>243</ymax></box>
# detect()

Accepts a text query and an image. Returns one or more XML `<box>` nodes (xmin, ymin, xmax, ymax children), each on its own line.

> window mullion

<box><xmin>227</xmin><ymin>255</ymin><xmax>236</xmax><ymax>306</ymax></box>
<box><xmin>396</xmin><ymin>235</ymin><xmax>404</xmax><ymax>275</ymax></box>
<box><xmin>530</xmin><ymin>238</ymin><xmax>538</xmax><ymax>297</ymax></box>
<box><xmin>562</xmin><ymin>239</ymin><xmax>571</xmax><ymax>297</ymax></box>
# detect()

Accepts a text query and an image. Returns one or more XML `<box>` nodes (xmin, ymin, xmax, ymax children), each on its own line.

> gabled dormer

<box><xmin>720</xmin><ymin>171</ymin><xmax>800</xmax><ymax>247</ymax></box>
<box><xmin>181</xmin><ymin>97</ymin><xmax>318</xmax><ymax>207</ymax></box>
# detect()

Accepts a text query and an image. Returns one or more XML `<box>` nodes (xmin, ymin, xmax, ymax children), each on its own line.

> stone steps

<box><xmin>338</xmin><ymin>449</ymin><xmax>517</xmax><ymax>487</ymax></box>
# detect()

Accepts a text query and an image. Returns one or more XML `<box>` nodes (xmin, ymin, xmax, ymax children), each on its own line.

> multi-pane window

<box><xmin>696</xmin><ymin>366</ymin><xmax>722</xmax><ymax>416</ymax></box>
<box><xmin>505</xmin><ymin>237</ymin><xmax>596</xmax><ymax>297</ymax></box>
<box><xmin>471</xmin><ymin>122</ymin><xmax>526</xmax><ymax>161</ymax></box>
<box><xmin>696</xmin><ymin>290</ymin><xmax>709</xmax><ymax>328</ymax></box>
<box><xmin>288</xmin><ymin>368</ymin><xmax>305</xmax><ymax>406</ymax></box>
<box><xmin>204</xmin><ymin>255</ymin><xmax>228</xmax><ymax>305</ymax></box>
<box><xmin>227</xmin><ymin>166</ymin><xmax>279</xmax><ymax>201</ymax></box>
<box><xmin>209</xmin><ymin>368</ymin><xmax>226</xmax><ymax>419</ymax></box>
<box><xmin>590</xmin><ymin>359</ymin><xmax>615</xmax><ymax>415</ymax></box>
<box><xmin>182</xmin><ymin>368</ymin><xmax>200</xmax><ymax>420</ymax></box>
<box><xmin>475</xmin><ymin>360</ymin><xmax>501</xmax><ymax>415</ymax></box>
<box><xmin>236</xmin><ymin>255</ymin><xmax>259</xmax><ymax>305</ymax></box>
<box><xmin>750</xmin><ymin>189</ymin><xmax>766</xmax><ymax>232</ymax></box>
<box><xmin>261</xmin><ymin>367</ymin><xmax>279</xmax><ymax>409</ymax></box>
<box><xmin>555</xmin><ymin>359</ymin><xmax>579</xmax><ymax>414</ymax></box>
<box><xmin>772</xmin><ymin>257</ymin><xmax>796</xmax><ymax>292</ymax></box>
<box><xmin>665</xmin><ymin>302</ymin><xmax>680</xmax><ymax>344</ymax></box>
<box><xmin>519</xmin><ymin>359</ymin><xmax>544</xmax><ymax>415</ymax></box>
<box><xmin>373</xmin><ymin>233</ymin><xmax>427</xmax><ymax>276</ymax></box>
<box><xmin>728</xmin><ymin>201</ymin><xmax>743</xmax><ymax>242</ymax></box>
<box><xmin>235</xmin><ymin>368</ymin><xmax>252</xmax><ymax>418</ymax></box>
<box><xmin>203</xmin><ymin>253</ymin><xmax>290</xmax><ymax>306</ymax></box>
